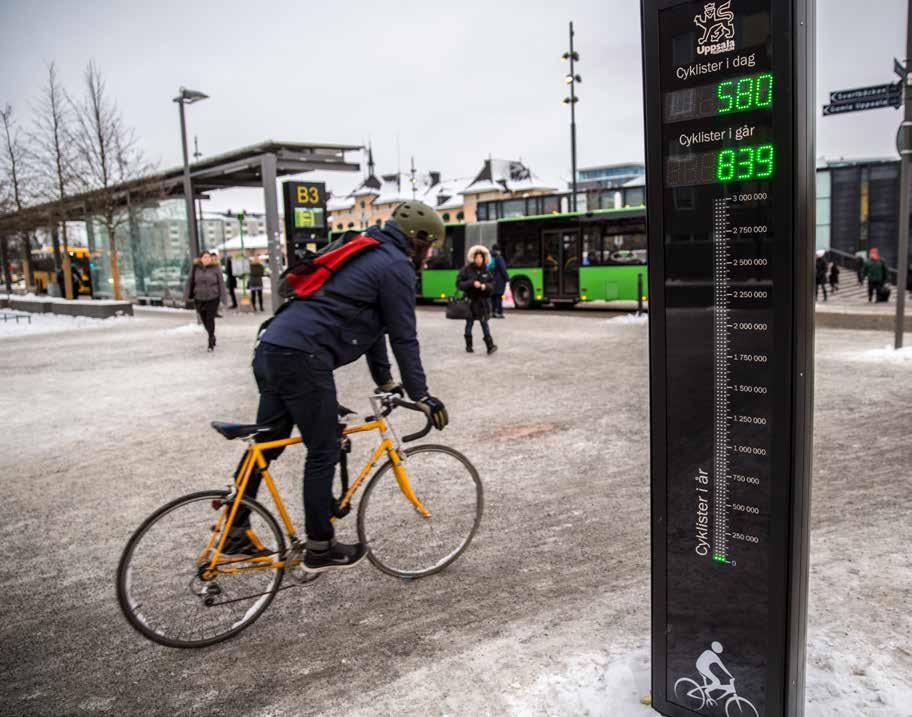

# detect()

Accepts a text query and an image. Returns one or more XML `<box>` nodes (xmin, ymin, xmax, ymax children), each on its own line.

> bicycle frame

<box><xmin>202</xmin><ymin>399</ymin><xmax>430</xmax><ymax>577</ymax></box>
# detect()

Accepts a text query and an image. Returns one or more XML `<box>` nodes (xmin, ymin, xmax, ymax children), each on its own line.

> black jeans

<box><xmin>228</xmin><ymin>287</ymin><xmax>238</xmax><ymax>308</ymax></box>
<box><xmin>868</xmin><ymin>280</ymin><xmax>884</xmax><ymax>301</ymax></box>
<box><xmin>196</xmin><ymin>298</ymin><xmax>219</xmax><ymax>341</ymax></box>
<box><xmin>246</xmin><ymin>343</ymin><xmax>338</xmax><ymax>543</ymax></box>
<box><xmin>465</xmin><ymin>318</ymin><xmax>491</xmax><ymax>339</ymax></box>
<box><xmin>491</xmin><ymin>293</ymin><xmax>504</xmax><ymax>315</ymax></box>
<box><xmin>250</xmin><ymin>288</ymin><xmax>264</xmax><ymax>311</ymax></box>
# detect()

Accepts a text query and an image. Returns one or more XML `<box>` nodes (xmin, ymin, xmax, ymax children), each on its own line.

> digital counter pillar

<box><xmin>640</xmin><ymin>1</ymin><xmax>814</xmax><ymax>715</ymax></box>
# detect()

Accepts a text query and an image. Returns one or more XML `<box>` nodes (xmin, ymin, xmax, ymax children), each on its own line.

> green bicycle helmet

<box><xmin>390</xmin><ymin>200</ymin><xmax>446</xmax><ymax>246</ymax></box>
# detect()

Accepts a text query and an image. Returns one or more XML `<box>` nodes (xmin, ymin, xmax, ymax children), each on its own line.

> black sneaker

<box><xmin>220</xmin><ymin>527</ymin><xmax>267</xmax><ymax>559</ymax></box>
<box><xmin>304</xmin><ymin>541</ymin><xmax>367</xmax><ymax>573</ymax></box>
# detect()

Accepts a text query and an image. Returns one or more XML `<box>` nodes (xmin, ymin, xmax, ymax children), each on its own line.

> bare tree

<box><xmin>32</xmin><ymin>62</ymin><xmax>79</xmax><ymax>298</ymax></box>
<box><xmin>1</xmin><ymin>104</ymin><xmax>35</xmax><ymax>291</ymax></box>
<box><xmin>70</xmin><ymin>61</ymin><xmax>157</xmax><ymax>300</ymax></box>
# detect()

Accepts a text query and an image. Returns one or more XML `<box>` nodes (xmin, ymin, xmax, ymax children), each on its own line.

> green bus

<box><xmin>420</xmin><ymin>207</ymin><xmax>648</xmax><ymax>308</ymax></box>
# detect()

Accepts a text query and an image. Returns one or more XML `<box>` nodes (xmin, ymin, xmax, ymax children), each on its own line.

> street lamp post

<box><xmin>563</xmin><ymin>22</ymin><xmax>581</xmax><ymax>212</ymax></box>
<box><xmin>193</xmin><ymin>135</ymin><xmax>204</xmax><ymax>249</ymax></box>
<box><xmin>173</xmin><ymin>87</ymin><xmax>208</xmax><ymax>259</ymax></box>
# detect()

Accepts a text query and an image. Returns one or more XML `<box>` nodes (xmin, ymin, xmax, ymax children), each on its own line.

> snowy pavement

<box><xmin>0</xmin><ymin>307</ymin><xmax>909</xmax><ymax>716</ymax></box>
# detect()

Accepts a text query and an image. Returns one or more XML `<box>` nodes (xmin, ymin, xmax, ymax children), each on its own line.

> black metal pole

<box><xmin>178</xmin><ymin>100</ymin><xmax>200</xmax><ymax>259</ymax></box>
<box><xmin>569</xmin><ymin>21</ymin><xmax>578</xmax><ymax>212</ymax></box>
<box><xmin>0</xmin><ymin>237</ymin><xmax>12</xmax><ymax>293</ymax></box>
<box><xmin>895</xmin><ymin>0</ymin><xmax>912</xmax><ymax>349</ymax></box>
<box><xmin>637</xmin><ymin>271</ymin><xmax>643</xmax><ymax>315</ymax></box>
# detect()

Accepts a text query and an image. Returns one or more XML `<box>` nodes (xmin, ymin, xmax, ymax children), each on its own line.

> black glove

<box><xmin>417</xmin><ymin>395</ymin><xmax>448</xmax><ymax>430</ymax></box>
<box><xmin>375</xmin><ymin>381</ymin><xmax>405</xmax><ymax>398</ymax></box>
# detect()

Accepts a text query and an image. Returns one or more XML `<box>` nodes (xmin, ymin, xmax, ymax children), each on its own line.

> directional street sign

<box><xmin>829</xmin><ymin>82</ymin><xmax>900</xmax><ymax>104</ymax></box>
<box><xmin>823</xmin><ymin>81</ymin><xmax>903</xmax><ymax>115</ymax></box>
<box><xmin>823</xmin><ymin>95</ymin><xmax>902</xmax><ymax>116</ymax></box>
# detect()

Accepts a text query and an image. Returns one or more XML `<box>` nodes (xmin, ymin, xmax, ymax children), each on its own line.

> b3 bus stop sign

<box><xmin>640</xmin><ymin>1</ymin><xmax>814</xmax><ymax>715</ymax></box>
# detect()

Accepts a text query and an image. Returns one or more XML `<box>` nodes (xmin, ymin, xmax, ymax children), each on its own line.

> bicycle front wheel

<box><xmin>358</xmin><ymin>444</ymin><xmax>483</xmax><ymax>578</ymax></box>
<box><xmin>116</xmin><ymin>490</ymin><xmax>286</xmax><ymax>648</ymax></box>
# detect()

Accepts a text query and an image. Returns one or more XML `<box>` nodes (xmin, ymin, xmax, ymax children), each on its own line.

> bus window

<box><xmin>604</xmin><ymin>233</ymin><xmax>647</xmax><ymax>264</ymax></box>
<box><xmin>426</xmin><ymin>234</ymin><xmax>455</xmax><ymax>269</ymax></box>
<box><xmin>582</xmin><ymin>228</ymin><xmax>603</xmax><ymax>266</ymax></box>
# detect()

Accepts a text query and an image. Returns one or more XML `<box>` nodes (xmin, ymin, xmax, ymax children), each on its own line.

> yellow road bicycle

<box><xmin>116</xmin><ymin>393</ymin><xmax>483</xmax><ymax>648</ymax></box>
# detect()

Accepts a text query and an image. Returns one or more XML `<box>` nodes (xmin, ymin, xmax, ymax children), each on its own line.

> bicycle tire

<box><xmin>116</xmin><ymin>490</ymin><xmax>286</xmax><ymax>648</ymax></box>
<box><xmin>357</xmin><ymin>444</ymin><xmax>483</xmax><ymax>579</ymax></box>
<box><xmin>673</xmin><ymin>677</ymin><xmax>707</xmax><ymax>711</ymax></box>
<box><xmin>726</xmin><ymin>696</ymin><xmax>759</xmax><ymax>717</ymax></box>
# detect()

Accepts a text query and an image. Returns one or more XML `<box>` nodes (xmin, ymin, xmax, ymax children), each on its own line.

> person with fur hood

<box><xmin>456</xmin><ymin>244</ymin><xmax>498</xmax><ymax>354</ymax></box>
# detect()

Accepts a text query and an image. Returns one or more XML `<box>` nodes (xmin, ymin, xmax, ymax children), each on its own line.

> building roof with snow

<box><xmin>216</xmin><ymin>234</ymin><xmax>269</xmax><ymax>251</ymax></box>
<box><xmin>462</xmin><ymin>159</ymin><xmax>556</xmax><ymax>196</ymax></box>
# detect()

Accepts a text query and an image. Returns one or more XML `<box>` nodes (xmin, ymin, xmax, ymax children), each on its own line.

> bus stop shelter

<box><xmin>0</xmin><ymin>139</ymin><xmax>362</xmax><ymax>309</ymax></box>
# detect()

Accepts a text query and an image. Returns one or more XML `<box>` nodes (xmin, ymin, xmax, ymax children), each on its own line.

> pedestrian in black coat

<box><xmin>489</xmin><ymin>244</ymin><xmax>510</xmax><ymax>318</ymax></box>
<box><xmin>183</xmin><ymin>251</ymin><xmax>228</xmax><ymax>351</ymax></box>
<box><xmin>224</xmin><ymin>255</ymin><xmax>239</xmax><ymax>309</ymax></box>
<box><xmin>815</xmin><ymin>254</ymin><xmax>828</xmax><ymax>302</ymax></box>
<box><xmin>829</xmin><ymin>262</ymin><xmax>840</xmax><ymax>293</ymax></box>
<box><xmin>457</xmin><ymin>245</ymin><xmax>498</xmax><ymax>354</ymax></box>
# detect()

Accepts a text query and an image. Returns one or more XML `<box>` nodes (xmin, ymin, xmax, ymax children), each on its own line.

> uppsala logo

<box><xmin>695</xmin><ymin>1</ymin><xmax>736</xmax><ymax>56</ymax></box>
<box><xmin>674</xmin><ymin>642</ymin><xmax>759</xmax><ymax>717</ymax></box>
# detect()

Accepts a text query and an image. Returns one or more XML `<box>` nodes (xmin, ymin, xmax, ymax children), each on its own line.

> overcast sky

<box><xmin>1</xmin><ymin>0</ymin><xmax>909</xmax><ymax>214</ymax></box>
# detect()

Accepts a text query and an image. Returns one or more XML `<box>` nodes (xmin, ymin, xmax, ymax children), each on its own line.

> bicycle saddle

<box><xmin>210</xmin><ymin>420</ymin><xmax>282</xmax><ymax>441</ymax></box>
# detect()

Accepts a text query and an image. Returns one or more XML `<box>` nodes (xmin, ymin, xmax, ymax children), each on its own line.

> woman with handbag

<box><xmin>183</xmin><ymin>250</ymin><xmax>228</xmax><ymax>352</ymax></box>
<box><xmin>456</xmin><ymin>245</ymin><xmax>498</xmax><ymax>354</ymax></box>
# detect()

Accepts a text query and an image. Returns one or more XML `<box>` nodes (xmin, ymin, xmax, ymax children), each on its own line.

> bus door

<box><xmin>542</xmin><ymin>229</ymin><xmax>580</xmax><ymax>298</ymax></box>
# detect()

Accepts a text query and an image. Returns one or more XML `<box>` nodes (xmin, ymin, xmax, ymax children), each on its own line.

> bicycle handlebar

<box><xmin>391</xmin><ymin>397</ymin><xmax>433</xmax><ymax>443</ymax></box>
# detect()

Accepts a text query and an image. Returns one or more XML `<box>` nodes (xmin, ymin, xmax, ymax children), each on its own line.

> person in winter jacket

<box><xmin>229</xmin><ymin>200</ymin><xmax>450</xmax><ymax>573</ymax></box>
<box><xmin>183</xmin><ymin>250</ymin><xmax>228</xmax><ymax>351</ymax></box>
<box><xmin>224</xmin><ymin>255</ymin><xmax>239</xmax><ymax>309</ymax></box>
<box><xmin>488</xmin><ymin>244</ymin><xmax>510</xmax><ymax>318</ymax></box>
<box><xmin>815</xmin><ymin>252</ymin><xmax>828</xmax><ymax>302</ymax></box>
<box><xmin>862</xmin><ymin>248</ymin><xmax>889</xmax><ymax>302</ymax></box>
<box><xmin>828</xmin><ymin>261</ymin><xmax>839</xmax><ymax>293</ymax></box>
<box><xmin>457</xmin><ymin>245</ymin><xmax>498</xmax><ymax>355</ymax></box>
<box><xmin>248</xmin><ymin>255</ymin><xmax>265</xmax><ymax>312</ymax></box>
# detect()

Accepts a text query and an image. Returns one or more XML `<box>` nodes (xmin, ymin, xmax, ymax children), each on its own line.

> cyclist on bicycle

<box><xmin>223</xmin><ymin>201</ymin><xmax>449</xmax><ymax>572</ymax></box>
<box><xmin>696</xmin><ymin>641</ymin><xmax>734</xmax><ymax>705</ymax></box>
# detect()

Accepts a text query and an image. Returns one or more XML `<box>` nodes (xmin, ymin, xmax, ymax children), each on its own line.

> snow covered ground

<box><xmin>0</xmin><ymin>309</ymin><xmax>139</xmax><ymax>339</ymax></box>
<box><xmin>842</xmin><ymin>344</ymin><xmax>912</xmax><ymax>364</ymax></box>
<box><xmin>0</xmin><ymin>310</ymin><xmax>909</xmax><ymax>716</ymax></box>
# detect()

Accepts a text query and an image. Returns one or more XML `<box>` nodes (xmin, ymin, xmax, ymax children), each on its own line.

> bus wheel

<box><xmin>511</xmin><ymin>277</ymin><xmax>535</xmax><ymax>309</ymax></box>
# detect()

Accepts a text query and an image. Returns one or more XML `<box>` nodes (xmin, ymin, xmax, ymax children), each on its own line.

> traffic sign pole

<box><xmin>895</xmin><ymin>0</ymin><xmax>911</xmax><ymax>349</ymax></box>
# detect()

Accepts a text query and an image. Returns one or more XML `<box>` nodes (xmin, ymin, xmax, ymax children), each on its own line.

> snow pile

<box><xmin>609</xmin><ymin>313</ymin><xmax>650</xmax><ymax>325</ymax></box>
<box><xmin>163</xmin><ymin>322</ymin><xmax>204</xmax><ymax>335</ymax></box>
<box><xmin>842</xmin><ymin>344</ymin><xmax>912</xmax><ymax>364</ymax></box>
<box><xmin>135</xmin><ymin>304</ymin><xmax>192</xmax><ymax>314</ymax></box>
<box><xmin>504</xmin><ymin>644</ymin><xmax>912</xmax><ymax>717</ymax></box>
<box><xmin>0</xmin><ymin>311</ymin><xmax>131</xmax><ymax>340</ymax></box>
<box><xmin>2</xmin><ymin>292</ymin><xmax>130</xmax><ymax>306</ymax></box>
<box><xmin>505</xmin><ymin>649</ymin><xmax>652</xmax><ymax>717</ymax></box>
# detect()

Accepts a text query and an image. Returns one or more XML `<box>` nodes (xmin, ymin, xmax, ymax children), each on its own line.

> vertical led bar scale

<box><xmin>640</xmin><ymin>1</ymin><xmax>815</xmax><ymax>716</ymax></box>
<box><xmin>713</xmin><ymin>197</ymin><xmax>730</xmax><ymax>566</ymax></box>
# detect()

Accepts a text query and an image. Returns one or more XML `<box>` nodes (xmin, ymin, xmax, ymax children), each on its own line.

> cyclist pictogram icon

<box><xmin>674</xmin><ymin>642</ymin><xmax>759</xmax><ymax>717</ymax></box>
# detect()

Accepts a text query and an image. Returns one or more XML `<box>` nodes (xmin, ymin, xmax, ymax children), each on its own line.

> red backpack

<box><xmin>279</xmin><ymin>232</ymin><xmax>380</xmax><ymax>300</ymax></box>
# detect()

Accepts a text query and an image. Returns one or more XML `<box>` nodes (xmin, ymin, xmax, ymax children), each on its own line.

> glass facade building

<box><xmin>88</xmin><ymin>199</ymin><xmax>193</xmax><ymax>300</ymax></box>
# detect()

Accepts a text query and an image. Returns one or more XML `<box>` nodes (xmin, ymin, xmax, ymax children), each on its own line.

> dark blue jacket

<box><xmin>260</xmin><ymin>222</ymin><xmax>428</xmax><ymax>399</ymax></box>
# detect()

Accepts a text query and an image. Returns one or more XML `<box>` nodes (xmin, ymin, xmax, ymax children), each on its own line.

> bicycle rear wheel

<box><xmin>116</xmin><ymin>490</ymin><xmax>286</xmax><ymax>648</ymax></box>
<box><xmin>357</xmin><ymin>445</ymin><xmax>483</xmax><ymax>578</ymax></box>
